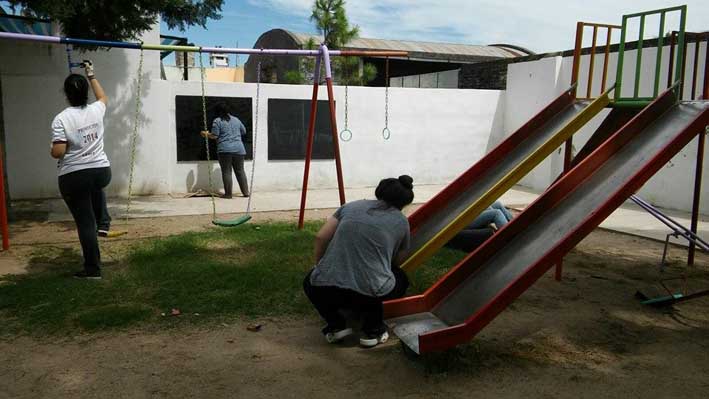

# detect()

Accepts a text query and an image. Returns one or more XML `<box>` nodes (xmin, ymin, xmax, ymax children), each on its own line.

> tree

<box><xmin>310</xmin><ymin>0</ymin><xmax>358</xmax><ymax>49</ymax></box>
<box><xmin>4</xmin><ymin>0</ymin><xmax>223</xmax><ymax>42</ymax></box>
<box><xmin>288</xmin><ymin>0</ymin><xmax>376</xmax><ymax>85</ymax></box>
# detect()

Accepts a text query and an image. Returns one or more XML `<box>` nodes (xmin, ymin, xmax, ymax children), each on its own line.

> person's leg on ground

<box><xmin>355</xmin><ymin>294</ymin><xmax>389</xmax><ymax>347</ymax></box>
<box><xmin>59</xmin><ymin>170</ymin><xmax>101</xmax><ymax>278</ymax></box>
<box><xmin>303</xmin><ymin>270</ymin><xmax>352</xmax><ymax>342</ymax></box>
<box><xmin>468</xmin><ymin>208</ymin><xmax>508</xmax><ymax>230</ymax></box>
<box><xmin>94</xmin><ymin>188</ymin><xmax>111</xmax><ymax>235</ymax></box>
<box><xmin>93</xmin><ymin>168</ymin><xmax>113</xmax><ymax>236</ymax></box>
<box><xmin>491</xmin><ymin>200</ymin><xmax>514</xmax><ymax>222</ymax></box>
<box><xmin>217</xmin><ymin>153</ymin><xmax>234</xmax><ymax>198</ymax></box>
<box><xmin>446</xmin><ymin>228</ymin><xmax>494</xmax><ymax>252</ymax></box>
<box><xmin>232</xmin><ymin>154</ymin><xmax>249</xmax><ymax>197</ymax></box>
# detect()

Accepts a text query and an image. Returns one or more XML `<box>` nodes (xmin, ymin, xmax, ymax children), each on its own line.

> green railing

<box><xmin>615</xmin><ymin>5</ymin><xmax>686</xmax><ymax>106</ymax></box>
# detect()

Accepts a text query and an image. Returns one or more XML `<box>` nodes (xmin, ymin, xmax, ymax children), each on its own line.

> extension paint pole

<box><xmin>322</xmin><ymin>45</ymin><xmax>346</xmax><ymax>206</ymax></box>
<box><xmin>0</xmin><ymin>144</ymin><xmax>9</xmax><ymax>250</ymax></box>
<box><xmin>298</xmin><ymin>55</ymin><xmax>323</xmax><ymax>230</ymax></box>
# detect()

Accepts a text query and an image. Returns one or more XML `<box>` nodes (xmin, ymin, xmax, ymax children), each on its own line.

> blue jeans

<box><xmin>467</xmin><ymin>201</ymin><xmax>513</xmax><ymax>229</ymax></box>
<box><xmin>490</xmin><ymin>200</ymin><xmax>514</xmax><ymax>221</ymax></box>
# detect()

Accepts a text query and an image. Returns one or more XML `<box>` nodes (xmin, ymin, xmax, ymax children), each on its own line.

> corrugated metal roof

<box><xmin>286</xmin><ymin>30</ymin><xmax>527</xmax><ymax>60</ymax></box>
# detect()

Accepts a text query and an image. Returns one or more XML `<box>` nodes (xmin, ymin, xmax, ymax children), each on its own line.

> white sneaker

<box><xmin>325</xmin><ymin>328</ymin><xmax>353</xmax><ymax>343</ymax></box>
<box><xmin>359</xmin><ymin>331</ymin><xmax>389</xmax><ymax>348</ymax></box>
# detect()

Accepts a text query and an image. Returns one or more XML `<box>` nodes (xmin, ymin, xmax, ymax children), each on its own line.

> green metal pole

<box><xmin>653</xmin><ymin>12</ymin><xmax>666</xmax><ymax>97</ymax></box>
<box><xmin>674</xmin><ymin>6</ymin><xmax>687</xmax><ymax>94</ymax></box>
<box><xmin>615</xmin><ymin>16</ymin><xmax>628</xmax><ymax>102</ymax></box>
<box><xmin>142</xmin><ymin>44</ymin><xmax>201</xmax><ymax>52</ymax></box>
<box><xmin>634</xmin><ymin>15</ymin><xmax>645</xmax><ymax>98</ymax></box>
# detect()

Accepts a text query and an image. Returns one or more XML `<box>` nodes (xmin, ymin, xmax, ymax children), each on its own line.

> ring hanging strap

<box><xmin>382</xmin><ymin>57</ymin><xmax>391</xmax><ymax>140</ymax></box>
<box><xmin>340</xmin><ymin>85</ymin><xmax>352</xmax><ymax>142</ymax></box>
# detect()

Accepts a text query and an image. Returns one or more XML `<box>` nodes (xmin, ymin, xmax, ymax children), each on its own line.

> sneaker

<box><xmin>324</xmin><ymin>327</ymin><xmax>353</xmax><ymax>344</ymax></box>
<box><xmin>97</xmin><ymin>229</ymin><xmax>109</xmax><ymax>237</ymax></box>
<box><xmin>359</xmin><ymin>331</ymin><xmax>389</xmax><ymax>348</ymax></box>
<box><xmin>73</xmin><ymin>270</ymin><xmax>102</xmax><ymax>280</ymax></box>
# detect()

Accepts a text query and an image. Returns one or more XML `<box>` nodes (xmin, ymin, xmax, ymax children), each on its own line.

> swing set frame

<box><xmin>0</xmin><ymin>31</ymin><xmax>407</xmax><ymax>246</ymax></box>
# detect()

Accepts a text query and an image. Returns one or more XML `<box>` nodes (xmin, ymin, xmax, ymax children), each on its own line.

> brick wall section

<box><xmin>459</xmin><ymin>35</ymin><xmax>707</xmax><ymax>90</ymax></box>
<box><xmin>459</xmin><ymin>59</ymin><xmax>512</xmax><ymax>89</ymax></box>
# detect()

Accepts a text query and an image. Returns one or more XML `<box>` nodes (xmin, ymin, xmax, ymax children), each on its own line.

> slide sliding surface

<box><xmin>401</xmin><ymin>88</ymin><xmax>610</xmax><ymax>273</ymax></box>
<box><xmin>386</xmin><ymin>90</ymin><xmax>709</xmax><ymax>354</ymax></box>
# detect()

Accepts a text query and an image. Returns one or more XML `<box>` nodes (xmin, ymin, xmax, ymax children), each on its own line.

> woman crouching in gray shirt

<box><xmin>303</xmin><ymin>175</ymin><xmax>414</xmax><ymax>347</ymax></box>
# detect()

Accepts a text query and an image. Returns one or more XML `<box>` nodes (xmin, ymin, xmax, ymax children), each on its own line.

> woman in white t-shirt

<box><xmin>50</xmin><ymin>62</ymin><xmax>110</xmax><ymax>279</ymax></box>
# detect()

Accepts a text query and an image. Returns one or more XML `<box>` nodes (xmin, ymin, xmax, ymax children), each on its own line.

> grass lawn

<box><xmin>0</xmin><ymin>222</ymin><xmax>466</xmax><ymax>335</ymax></box>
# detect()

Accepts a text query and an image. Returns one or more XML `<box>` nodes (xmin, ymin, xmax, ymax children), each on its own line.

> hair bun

<box><xmin>398</xmin><ymin>175</ymin><xmax>413</xmax><ymax>190</ymax></box>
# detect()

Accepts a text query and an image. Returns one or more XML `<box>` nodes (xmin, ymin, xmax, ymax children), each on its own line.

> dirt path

<box><xmin>1</xmin><ymin>210</ymin><xmax>708</xmax><ymax>398</ymax></box>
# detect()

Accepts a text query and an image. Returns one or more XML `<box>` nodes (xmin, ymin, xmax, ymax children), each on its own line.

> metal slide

<box><xmin>401</xmin><ymin>87</ymin><xmax>610</xmax><ymax>273</ymax></box>
<box><xmin>386</xmin><ymin>89</ymin><xmax>709</xmax><ymax>354</ymax></box>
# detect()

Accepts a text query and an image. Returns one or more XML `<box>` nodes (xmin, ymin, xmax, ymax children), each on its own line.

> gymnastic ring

<box><xmin>340</xmin><ymin>129</ymin><xmax>353</xmax><ymax>142</ymax></box>
<box><xmin>382</xmin><ymin>127</ymin><xmax>391</xmax><ymax>140</ymax></box>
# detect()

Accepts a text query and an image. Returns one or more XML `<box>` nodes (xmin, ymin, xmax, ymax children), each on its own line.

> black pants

<box><xmin>58</xmin><ymin>167</ymin><xmax>111</xmax><ymax>273</ymax></box>
<box><xmin>445</xmin><ymin>227</ymin><xmax>494</xmax><ymax>252</ymax></box>
<box><xmin>303</xmin><ymin>267</ymin><xmax>409</xmax><ymax>335</ymax></box>
<box><xmin>96</xmin><ymin>189</ymin><xmax>111</xmax><ymax>231</ymax></box>
<box><xmin>218</xmin><ymin>152</ymin><xmax>249</xmax><ymax>197</ymax></box>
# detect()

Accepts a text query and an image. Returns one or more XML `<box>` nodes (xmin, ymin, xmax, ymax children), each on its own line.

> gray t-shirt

<box><xmin>310</xmin><ymin>199</ymin><xmax>410</xmax><ymax>297</ymax></box>
<box><xmin>211</xmin><ymin>114</ymin><xmax>246</xmax><ymax>154</ymax></box>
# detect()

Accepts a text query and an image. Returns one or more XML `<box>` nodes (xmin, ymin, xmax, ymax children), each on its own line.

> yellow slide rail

<box><xmin>401</xmin><ymin>87</ymin><xmax>613</xmax><ymax>273</ymax></box>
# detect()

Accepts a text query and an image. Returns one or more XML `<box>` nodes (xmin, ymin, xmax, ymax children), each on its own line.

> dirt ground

<box><xmin>1</xmin><ymin>209</ymin><xmax>709</xmax><ymax>399</ymax></box>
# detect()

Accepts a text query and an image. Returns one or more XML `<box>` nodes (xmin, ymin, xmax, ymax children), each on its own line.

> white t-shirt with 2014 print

<box><xmin>51</xmin><ymin>101</ymin><xmax>110</xmax><ymax>176</ymax></box>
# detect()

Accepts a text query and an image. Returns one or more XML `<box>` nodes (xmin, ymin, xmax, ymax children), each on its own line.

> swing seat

<box><xmin>212</xmin><ymin>215</ymin><xmax>252</xmax><ymax>227</ymax></box>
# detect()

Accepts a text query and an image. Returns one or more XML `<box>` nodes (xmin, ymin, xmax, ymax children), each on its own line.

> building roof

<box><xmin>283</xmin><ymin>30</ymin><xmax>533</xmax><ymax>62</ymax></box>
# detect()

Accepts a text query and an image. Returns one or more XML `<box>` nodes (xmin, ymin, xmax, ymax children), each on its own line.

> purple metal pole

<box><xmin>321</xmin><ymin>45</ymin><xmax>346</xmax><ymax>205</ymax></box>
<box><xmin>631</xmin><ymin>195</ymin><xmax>709</xmax><ymax>250</ymax></box>
<box><xmin>0</xmin><ymin>31</ymin><xmax>61</xmax><ymax>44</ymax></box>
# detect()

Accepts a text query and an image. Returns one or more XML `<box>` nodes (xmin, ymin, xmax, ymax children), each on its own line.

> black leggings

<box><xmin>218</xmin><ymin>152</ymin><xmax>249</xmax><ymax>197</ymax></box>
<box><xmin>303</xmin><ymin>267</ymin><xmax>409</xmax><ymax>335</ymax></box>
<box><xmin>58</xmin><ymin>167</ymin><xmax>111</xmax><ymax>273</ymax></box>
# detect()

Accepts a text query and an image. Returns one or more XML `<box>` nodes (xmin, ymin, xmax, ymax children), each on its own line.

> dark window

<box><xmin>267</xmin><ymin>99</ymin><xmax>334</xmax><ymax>160</ymax></box>
<box><xmin>175</xmin><ymin>96</ymin><xmax>253</xmax><ymax>161</ymax></box>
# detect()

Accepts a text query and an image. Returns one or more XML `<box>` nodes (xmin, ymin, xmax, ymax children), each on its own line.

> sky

<box><xmin>159</xmin><ymin>0</ymin><xmax>709</xmax><ymax>65</ymax></box>
<box><xmin>3</xmin><ymin>1</ymin><xmax>708</xmax><ymax>65</ymax></box>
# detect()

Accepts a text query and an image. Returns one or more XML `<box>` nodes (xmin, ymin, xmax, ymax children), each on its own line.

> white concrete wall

<box><xmin>1</xmin><ymin>34</ymin><xmax>505</xmax><ymax>199</ymax></box>
<box><xmin>500</xmin><ymin>41</ymin><xmax>708</xmax><ymax>212</ymax></box>
<box><xmin>0</xmin><ymin>27</ymin><xmax>165</xmax><ymax>199</ymax></box>
<box><xmin>167</xmin><ymin>82</ymin><xmax>505</xmax><ymax>196</ymax></box>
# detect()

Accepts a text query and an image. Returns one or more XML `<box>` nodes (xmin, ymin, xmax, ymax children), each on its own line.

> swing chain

<box><xmin>382</xmin><ymin>57</ymin><xmax>391</xmax><ymax>140</ymax></box>
<box><xmin>245</xmin><ymin>62</ymin><xmax>261</xmax><ymax>215</ymax></box>
<box><xmin>199</xmin><ymin>51</ymin><xmax>217</xmax><ymax>218</ymax></box>
<box><xmin>340</xmin><ymin>84</ymin><xmax>352</xmax><ymax>142</ymax></box>
<box><xmin>125</xmin><ymin>49</ymin><xmax>144</xmax><ymax>221</ymax></box>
